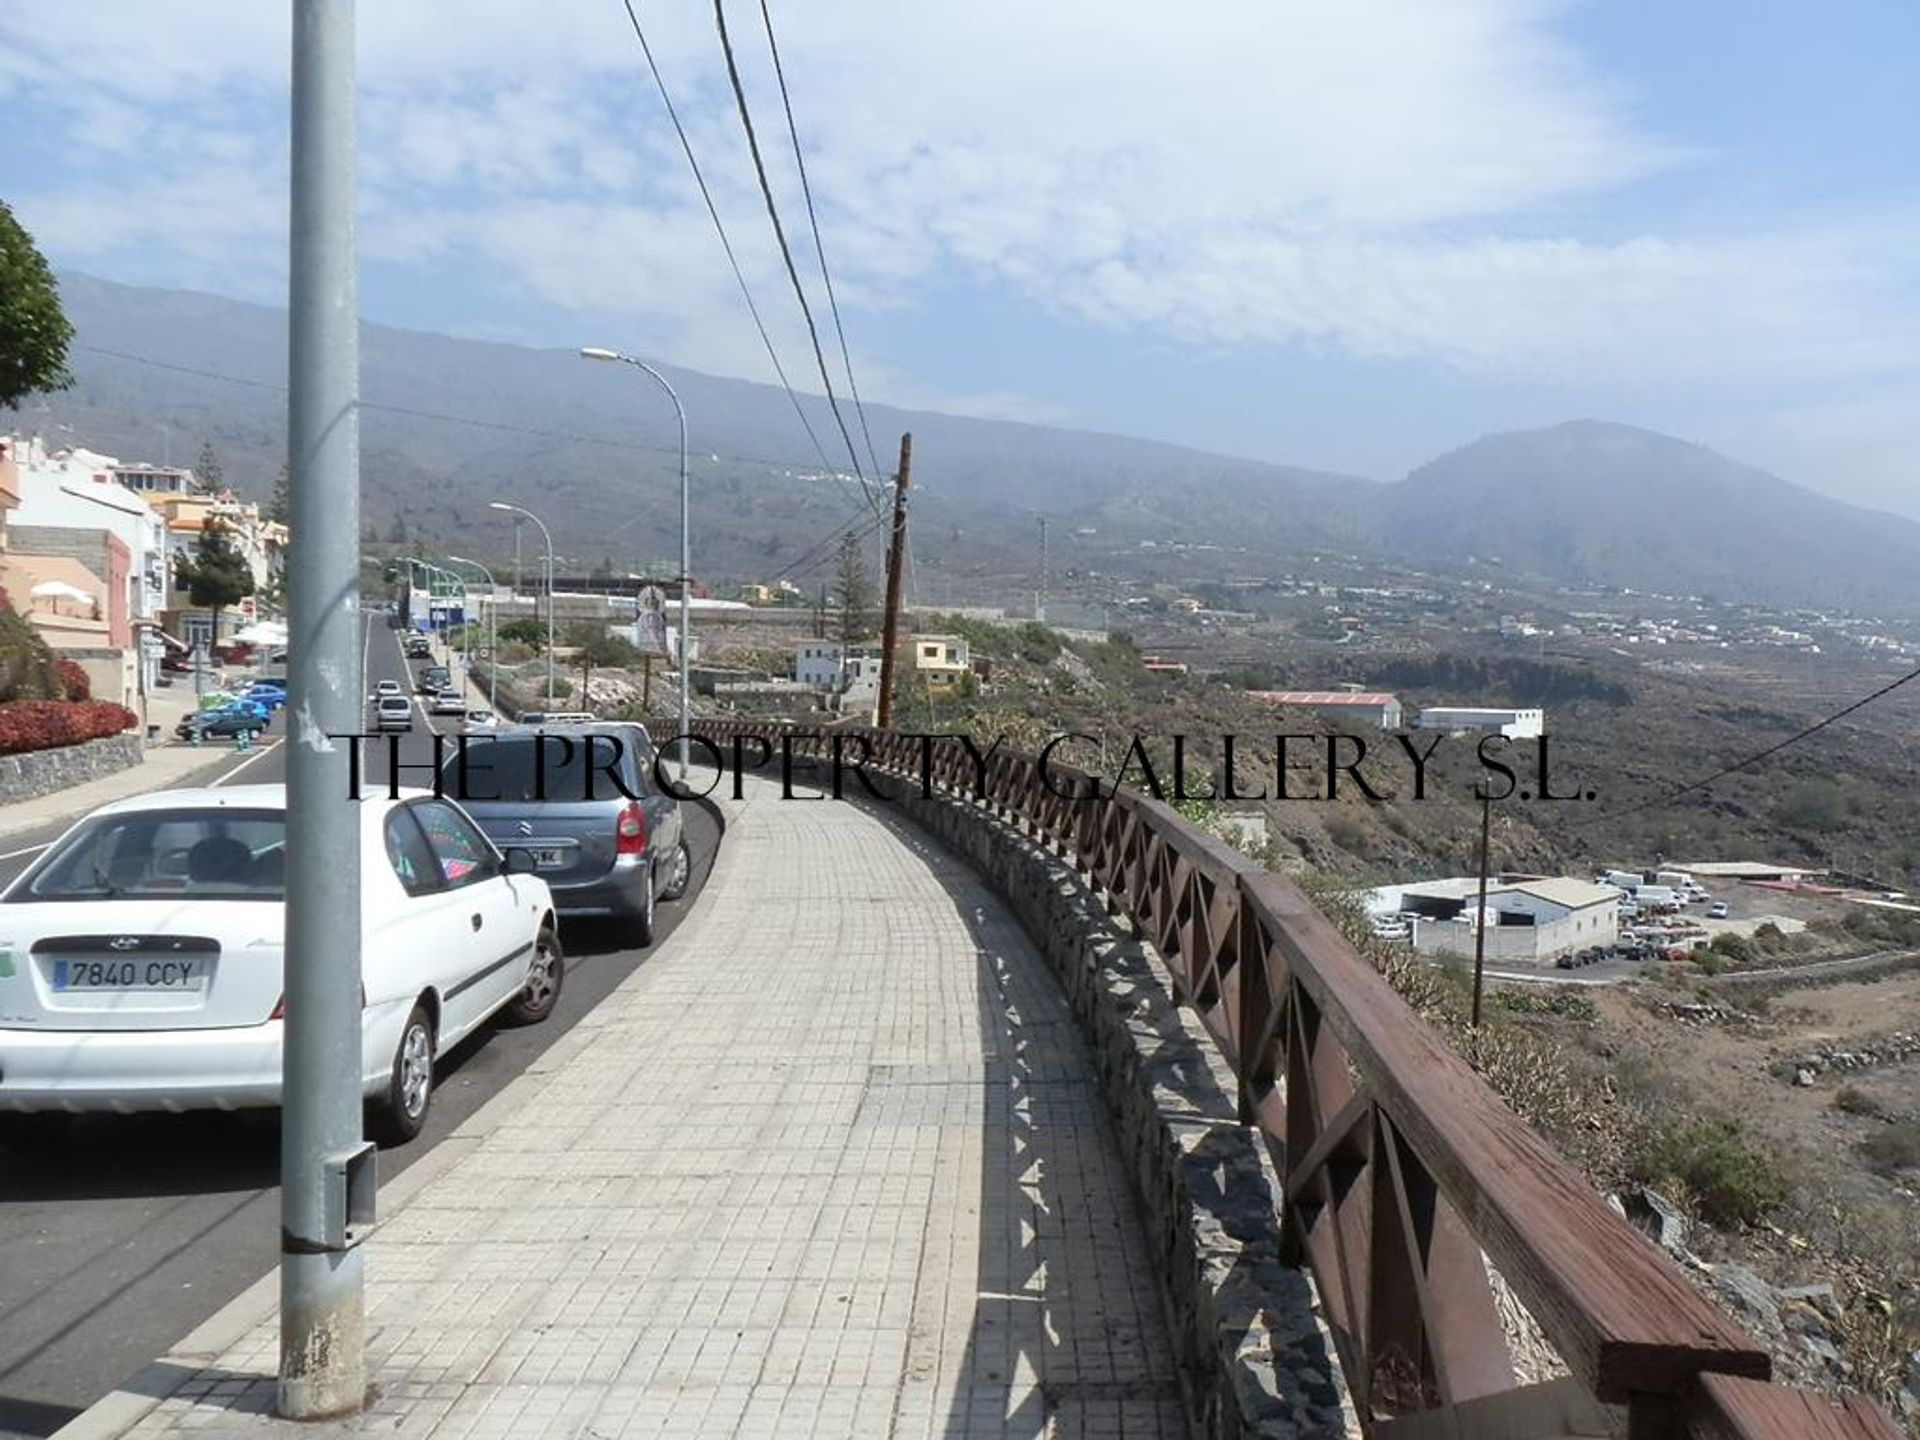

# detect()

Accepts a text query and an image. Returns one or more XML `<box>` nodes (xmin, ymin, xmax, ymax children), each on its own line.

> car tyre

<box><xmin>633</xmin><ymin>860</ymin><xmax>657</xmax><ymax>948</ymax></box>
<box><xmin>504</xmin><ymin>924</ymin><xmax>564</xmax><ymax>1025</ymax></box>
<box><xmin>659</xmin><ymin>840</ymin><xmax>692</xmax><ymax>902</ymax></box>
<box><xmin>372</xmin><ymin>1002</ymin><xmax>435</xmax><ymax>1146</ymax></box>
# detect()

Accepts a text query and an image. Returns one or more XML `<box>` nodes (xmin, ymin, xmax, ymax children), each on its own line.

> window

<box><xmin>443</xmin><ymin>732</ymin><xmax>645</xmax><ymax>803</ymax></box>
<box><xmin>384</xmin><ymin>809</ymin><xmax>442</xmax><ymax>898</ymax></box>
<box><xmin>14</xmin><ymin>809</ymin><xmax>287</xmax><ymax>902</ymax></box>
<box><xmin>410</xmin><ymin>800</ymin><xmax>497</xmax><ymax>888</ymax></box>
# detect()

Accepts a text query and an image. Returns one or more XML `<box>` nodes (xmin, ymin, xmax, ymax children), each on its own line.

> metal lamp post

<box><xmin>579</xmin><ymin>346</ymin><xmax>690</xmax><ymax>780</ymax></box>
<box><xmin>447</xmin><ymin>554</ymin><xmax>496</xmax><ymax>707</ymax></box>
<box><xmin>488</xmin><ymin>502</ymin><xmax>555</xmax><ymax>703</ymax></box>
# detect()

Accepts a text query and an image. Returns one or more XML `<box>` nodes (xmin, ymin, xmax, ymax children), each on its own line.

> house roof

<box><xmin>1492</xmin><ymin>878</ymin><xmax>1620</xmax><ymax>910</ymax></box>
<box><xmin>1251</xmin><ymin>690</ymin><xmax>1398</xmax><ymax>707</ymax></box>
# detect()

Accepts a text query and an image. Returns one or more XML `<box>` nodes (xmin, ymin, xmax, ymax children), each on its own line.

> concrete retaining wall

<box><xmin>856</xmin><ymin>769</ymin><xmax>1351</xmax><ymax>1439</ymax></box>
<box><xmin>0</xmin><ymin>731</ymin><xmax>143</xmax><ymax>805</ymax></box>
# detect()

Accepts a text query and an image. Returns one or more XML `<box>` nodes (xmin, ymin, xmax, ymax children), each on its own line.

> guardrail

<box><xmin>689</xmin><ymin>719</ymin><xmax>1903</xmax><ymax>1440</ymax></box>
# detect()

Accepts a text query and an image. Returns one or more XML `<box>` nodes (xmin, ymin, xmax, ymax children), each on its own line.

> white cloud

<box><xmin>0</xmin><ymin>0</ymin><xmax>1915</xmax><ymax>420</ymax></box>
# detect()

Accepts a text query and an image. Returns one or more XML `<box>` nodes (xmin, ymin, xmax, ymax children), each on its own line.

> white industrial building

<box><xmin>1250</xmin><ymin>690</ymin><xmax>1403</xmax><ymax>730</ymax></box>
<box><xmin>1369</xmin><ymin>875</ymin><xmax>1618</xmax><ymax>965</ymax></box>
<box><xmin>794</xmin><ymin>641</ymin><xmax>883</xmax><ymax>692</ymax></box>
<box><xmin>1414</xmin><ymin>706</ymin><xmax>1545</xmax><ymax>739</ymax></box>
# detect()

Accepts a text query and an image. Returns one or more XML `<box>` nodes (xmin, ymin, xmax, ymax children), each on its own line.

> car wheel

<box><xmin>372</xmin><ymin>1002</ymin><xmax>435</xmax><ymax>1146</ymax></box>
<box><xmin>633</xmin><ymin>860</ymin><xmax>657</xmax><ymax>947</ymax></box>
<box><xmin>504</xmin><ymin>924</ymin><xmax>564</xmax><ymax>1025</ymax></box>
<box><xmin>659</xmin><ymin>840</ymin><xmax>692</xmax><ymax>902</ymax></box>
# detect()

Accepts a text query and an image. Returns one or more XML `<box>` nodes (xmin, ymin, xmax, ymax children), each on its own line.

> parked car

<box><xmin>0</xmin><ymin>784</ymin><xmax>561</xmax><ymax>1143</ymax></box>
<box><xmin>403</xmin><ymin>638</ymin><xmax>432</xmax><ymax>660</ymax></box>
<box><xmin>464</xmin><ymin>710</ymin><xmax>497</xmax><ymax>729</ymax></box>
<box><xmin>417</xmin><ymin>666</ymin><xmax>451</xmax><ymax>695</ymax></box>
<box><xmin>202</xmin><ymin>695</ymin><xmax>270</xmax><ymax>724</ymax></box>
<box><xmin>242</xmin><ymin>684</ymin><xmax>286</xmax><ymax>712</ymax></box>
<box><xmin>440</xmin><ymin>722</ymin><xmax>686</xmax><ymax>945</ymax></box>
<box><xmin>1707</xmin><ymin>901</ymin><xmax>1730</xmax><ymax>920</ymax></box>
<box><xmin>374</xmin><ymin>695</ymin><xmax>414</xmax><ymax>732</ymax></box>
<box><xmin>176</xmin><ymin>708</ymin><xmax>265</xmax><ymax>742</ymax></box>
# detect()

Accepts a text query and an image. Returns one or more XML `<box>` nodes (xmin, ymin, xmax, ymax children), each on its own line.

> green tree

<box><xmin>195</xmin><ymin>440</ymin><xmax>224</xmax><ymax>494</ymax></box>
<box><xmin>0</xmin><ymin>202</ymin><xmax>74</xmax><ymax>410</ymax></box>
<box><xmin>174</xmin><ymin>519</ymin><xmax>256</xmax><ymax>644</ymax></box>
<box><xmin>834</xmin><ymin>532</ymin><xmax>874</xmax><ymax>650</ymax></box>
<box><xmin>498</xmin><ymin>617</ymin><xmax>551</xmax><ymax>649</ymax></box>
<box><xmin>267</xmin><ymin>464</ymin><xmax>291</xmax><ymax>526</ymax></box>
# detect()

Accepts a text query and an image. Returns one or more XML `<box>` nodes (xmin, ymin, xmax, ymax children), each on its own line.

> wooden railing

<box><xmin>687</xmin><ymin>720</ymin><xmax>1903</xmax><ymax>1440</ymax></box>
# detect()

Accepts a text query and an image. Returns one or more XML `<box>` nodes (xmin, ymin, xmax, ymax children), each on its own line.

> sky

<box><xmin>2</xmin><ymin>1</ymin><xmax>1916</xmax><ymax>517</ymax></box>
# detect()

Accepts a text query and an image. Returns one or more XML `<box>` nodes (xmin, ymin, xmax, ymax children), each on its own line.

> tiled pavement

<box><xmin>71</xmin><ymin>774</ymin><xmax>1188</xmax><ymax>1439</ymax></box>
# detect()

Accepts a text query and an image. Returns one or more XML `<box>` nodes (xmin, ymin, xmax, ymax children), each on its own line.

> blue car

<box><xmin>202</xmin><ymin>697</ymin><xmax>270</xmax><ymax>724</ymax></box>
<box><xmin>243</xmin><ymin>685</ymin><xmax>286</xmax><ymax>711</ymax></box>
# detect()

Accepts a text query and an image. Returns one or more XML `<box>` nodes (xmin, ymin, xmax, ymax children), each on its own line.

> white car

<box><xmin>429</xmin><ymin>688</ymin><xmax>466</xmax><ymax>716</ymax></box>
<box><xmin>375</xmin><ymin>694</ymin><xmax>413</xmax><ymax>732</ymax></box>
<box><xmin>374</xmin><ymin>679</ymin><xmax>404</xmax><ymax>699</ymax></box>
<box><xmin>0</xmin><ymin>785</ymin><xmax>562</xmax><ymax>1144</ymax></box>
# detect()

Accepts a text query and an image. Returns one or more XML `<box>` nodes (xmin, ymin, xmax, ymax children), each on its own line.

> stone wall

<box><xmin>852</xmin><ymin>767</ymin><xmax>1351</xmax><ymax>1439</ymax></box>
<box><xmin>0</xmin><ymin>731</ymin><xmax>143</xmax><ymax>805</ymax></box>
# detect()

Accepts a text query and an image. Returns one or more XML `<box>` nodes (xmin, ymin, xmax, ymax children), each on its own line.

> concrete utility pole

<box><xmin>1471</xmin><ymin>791</ymin><xmax>1492</xmax><ymax>1029</ymax></box>
<box><xmin>876</xmin><ymin>433</ymin><xmax>913</xmax><ymax>729</ymax></box>
<box><xmin>281</xmin><ymin>0</ymin><xmax>371</xmax><ymax>1419</ymax></box>
<box><xmin>489</xmin><ymin>502</ymin><xmax>554</xmax><ymax>704</ymax></box>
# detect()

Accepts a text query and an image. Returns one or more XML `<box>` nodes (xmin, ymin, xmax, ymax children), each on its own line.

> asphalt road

<box><xmin>0</xmin><ymin>611</ymin><xmax>719</xmax><ymax>1439</ymax></box>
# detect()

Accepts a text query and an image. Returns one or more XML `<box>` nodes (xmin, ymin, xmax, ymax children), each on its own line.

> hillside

<box><xmin>30</xmin><ymin>275</ymin><xmax>1920</xmax><ymax>613</ymax></box>
<box><xmin>1374</xmin><ymin>420</ymin><xmax>1920</xmax><ymax>612</ymax></box>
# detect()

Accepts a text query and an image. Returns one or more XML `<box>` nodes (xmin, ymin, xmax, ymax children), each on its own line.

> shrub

<box><xmin>55</xmin><ymin>657</ymin><xmax>90</xmax><ymax>701</ymax></box>
<box><xmin>0</xmin><ymin>699</ymin><xmax>136</xmax><ymax>755</ymax></box>
<box><xmin>1632</xmin><ymin>1117</ymin><xmax>1789</xmax><ymax>1228</ymax></box>
<box><xmin>1832</xmin><ymin>1086</ymin><xmax>1880</xmax><ymax>1116</ymax></box>
<box><xmin>1859</xmin><ymin>1121</ymin><xmax>1920</xmax><ymax>1177</ymax></box>
<box><xmin>1326</xmin><ymin>815</ymin><xmax>1369</xmax><ymax>854</ymax></box>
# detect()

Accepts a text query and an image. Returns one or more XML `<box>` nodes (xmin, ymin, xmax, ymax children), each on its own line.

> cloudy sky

<box><xmin>2</xmin><ymin>1</ymin><xmax>1916</xmax><ymax>515</ymax></box>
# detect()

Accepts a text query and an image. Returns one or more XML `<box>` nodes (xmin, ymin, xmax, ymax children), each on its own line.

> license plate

<box><xmin>52</xmin><ymin>957</ymin><xmax>208</xmax><ymax>991</ymax></box>
<box><xmin>531</xmin><ymin>848</ymin><xmax>568</xmax><ymax>869</ymax></box>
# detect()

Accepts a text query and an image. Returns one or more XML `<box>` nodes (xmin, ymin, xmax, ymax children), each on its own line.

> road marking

<box><xmin>0</xmin><ymin>842</ymin><xmax>52</xmax><ymax>860</ymax></box>
<box><xmin>210</xmin><ymin>738</ymin><xmax>285</xmax><ymax>787</ymax></box>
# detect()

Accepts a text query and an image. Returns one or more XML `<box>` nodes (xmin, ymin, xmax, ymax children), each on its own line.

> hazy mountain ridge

<box><xmin>30</xmin><ymin>274</ymin><xmax>1920</xmax><ymax>613</ymax></box>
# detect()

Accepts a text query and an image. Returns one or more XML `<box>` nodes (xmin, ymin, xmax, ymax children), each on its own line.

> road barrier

<box><xmin>691</xmin><ymin>719</ymin><xmax>1901</xmax><ymax>1440</ymax></box>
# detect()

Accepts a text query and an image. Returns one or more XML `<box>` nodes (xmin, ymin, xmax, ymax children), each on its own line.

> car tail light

<box><xmin>615</xmin><ymin>801</ymin><xmax>648</xmax><ymax>857</ymax></box>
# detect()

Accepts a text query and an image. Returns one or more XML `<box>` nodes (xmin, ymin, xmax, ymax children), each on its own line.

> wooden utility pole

<box><xmin>875</xmin><ymin>432</ymin><xmax>913</xmax><ymax>729</ymax></box>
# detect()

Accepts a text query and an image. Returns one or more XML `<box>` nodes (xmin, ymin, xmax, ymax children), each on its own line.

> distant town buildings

<box><xmin>911</xmin><ymin>633</ymin><xmax>971</xmax><ymax>695</ymax></box>
<box><xmin>1370</xmin><ymin>875</ymin><xmax>1619</xmax><ymax>965</ymax></box>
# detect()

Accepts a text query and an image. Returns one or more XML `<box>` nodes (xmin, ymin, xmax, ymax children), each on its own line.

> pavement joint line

<box><xmin>49</xmin><ymin>788</ymin><xmax>736</xmax><ymax>1440</ymax></box>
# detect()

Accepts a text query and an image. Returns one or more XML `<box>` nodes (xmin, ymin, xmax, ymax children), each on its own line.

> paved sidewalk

<box><xmin>0</xmin><ymin>688</ymin><xmax>278</xmax><ymax>845</ymax></box>
<box><xmin>60</xmin><ymin>773</ymin><xmax>1186</xmax><ymax>1440</ymax></box>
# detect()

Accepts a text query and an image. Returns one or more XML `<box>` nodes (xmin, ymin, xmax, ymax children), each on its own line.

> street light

<box><xmin>580</xmin><ymin>346</ymin><xmax>690</xmax><ymax>780</ymax></box>
<box><xmin>488</xmin><ymin>502</ymin><xmax>555</xmax><ymax>704</ymax></box>
<box><xmin>446</xmin><ymin>554</ymin><xmax>495</xmax><ymax>707</ymax></box>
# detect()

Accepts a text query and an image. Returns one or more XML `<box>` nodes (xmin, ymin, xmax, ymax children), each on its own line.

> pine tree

<box><xmin>267</xmin><ymin>464</ymin><xmax>290</xmax><ymax>525</ymax></box>
<box><xmin>195</xmin><ymin>440</ymin><xmax>223</xmax><ymax>494</ymax></box>
<box><xmin>834</xmin><ymin>533</ymin><xmax>873</xmax><ymax>650</ymax></box>
<box><xmin>174</xmin><ymin>519</ymin><xmax>256</xmax><ymax>644</ymax></box>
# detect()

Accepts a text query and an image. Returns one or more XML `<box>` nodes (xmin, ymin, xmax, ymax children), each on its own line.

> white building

<box><xmin>794</xmin><ymin>641</ymin><xmax>882</xmax><ymax>692</ymax></box>
<box><xmin>1250</xmin><ymin>690</ymin><xmax>1403</xmax><ymax>730</ymax></box>
<box><xmin>6</xmin><ymin>438</ymin><xmax>171</xmax><ymax>693</ymax></box>
<box><xmin>1374</xmin><ymin>875</ymin><xmax>1619</xmax><ymax>965</ymax></box>
<box><xmin>1415</xmin><ymin>706</ymin><xmax>1545</xmax><ymax>739</ymax></box>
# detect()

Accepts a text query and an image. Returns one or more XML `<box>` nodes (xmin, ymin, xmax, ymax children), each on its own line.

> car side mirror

<box><xmin>501</xmin><ymin>847</ymin><xmax>539</xmax><ymax>875</ymax></box>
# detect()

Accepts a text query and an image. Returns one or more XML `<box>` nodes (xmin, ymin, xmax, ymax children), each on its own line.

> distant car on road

<box><xmin>374</xmin><ymin>679</ymin><xmax>405</xmax><ymax>700</ymax></box>
<box><xmin>464</xmin><ymin>710</ymin><xmax>497</xmax><ymax>729</ymax></box>
<box><xmin>442</xmin><ymin>722</ymin><xmax>686</xmax><ymax>946</ymax></box>
<box><xmin>0</xmin><ymin>784</ymin><xmax>562</xmax><ymax>1143</ymax></box>
<box><xmin>429</xmin><ymin>689</ymin><xmax>466</xmax><ymax>716</ymax></box>
<box><xmin>1707</xmin><ymin>901</ymin><xmax>1730</xmax><ymax>919</ymax></box>
<box><xmin>417</xmin><ymin>666</ymin><xmax>451</xmax><ymax>695</ymax></box>
<box><xmin>374</xmin><ymin>695</ymin><xmax>414</xmax><ymax>732</ymax></box>
<box><xmin>176</xmin><ymin>708</ymin><xmax>265</xmax><ymax>742</ymax></box>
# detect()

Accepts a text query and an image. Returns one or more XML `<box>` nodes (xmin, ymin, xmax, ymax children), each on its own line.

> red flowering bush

<box><xmin>0</xmin><ymin>700</ymin><xmax>138</xmax><ymax>755</ymax></box>
<box><xmin>55</xmin><ymin>657</ymin><xmax>91</xmax><ymax>702</ymax></box>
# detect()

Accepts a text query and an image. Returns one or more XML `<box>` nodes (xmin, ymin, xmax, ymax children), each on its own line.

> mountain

<box><xmin>38</xmin><ymin>273</ymin><xmax>1367</xmax><ymax>588</ymax></box>
<box><xmin>1369</xmin><ymin>420</ymin><xmax>1920</xmax><ymax>612</ymax></box>
<box><xmin>26</xmin><ymin>274</ymin><xmax>1920</xmax><ymax>613</ymax></box>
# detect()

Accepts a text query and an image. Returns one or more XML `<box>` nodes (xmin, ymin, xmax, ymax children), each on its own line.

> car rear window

<box><xmin>10</xmin><ymin>809</ymin><xmax>287</xmax><ymax>902</ymax></box>
<box><xmin>443</xmin><ymin>733</ymin><xmax>649</xmax><ymax>803</ymax></box>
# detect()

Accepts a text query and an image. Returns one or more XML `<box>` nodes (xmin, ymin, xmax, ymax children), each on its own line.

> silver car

<box><xmin>440</xmin><ymin>723</ymin><xmax>687</xmax><ymax>945</ymax></box>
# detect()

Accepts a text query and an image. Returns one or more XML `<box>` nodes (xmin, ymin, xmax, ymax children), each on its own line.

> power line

<box><xmin>1575</xmin><ymin>659</ymin><xmax>1920</xmax><ymax>829</ymax></box>
<box><xmin>780</xmin><ymin>507</ymin><xmax>889</xmax><ymax>585</ymax></box>
<box><xmin>615</xmin><ymin>0</ymin><xmax>856</xmax><ymax>511</ymax></box>
<box><xmin>711</xmin><ymin>0</ymin><xmax>880</xmax><ymax>514</ymax></box>
<box><xmin>757</xmin><ymin>0</ymin><xmax>883</xmax><ymax>480</ymax></box>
